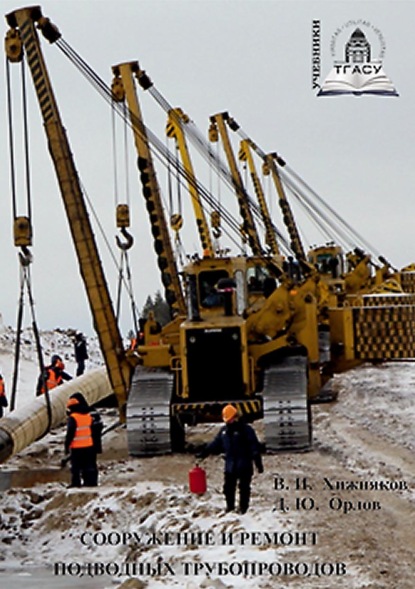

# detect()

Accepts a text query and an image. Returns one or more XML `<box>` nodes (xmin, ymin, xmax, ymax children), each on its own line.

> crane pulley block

<box><xmin>226</xmin><ymin>116</ymin><xmax>240</xmax><ymax>132</ymax></box>
<box><xmin>13</xmin><ymin>216</ymin><xmax>32</xmax><ymax>247</ymax></box>
<box><xmin>208</xmin><ymin>121</ymin><xmax>218</xmax><ymax>143</ymax></box>
<box><xmin>37</xmin><ymin>16</ymin><xmax>61</xmax><ymax>44</ymax></box>
<box><xmin>262</xmin><ymin>161</ymin><xmax>271</xmax><ymax>176</ymax></box>
<box><xmin>270</xmin><ymin>152</ymin><xmax>286</xmax><ymax>167</ymax></box>
<box><xmin>111</xmin><ymin>75</ymin><xmax>125</xmax><ymax>102</ymax></box>
<box><xmin>136</xmin><ymin>69</ymin><xmax>153</xmax><ymax>91</ymax></box>
<box><xmin>116</xmin><ymin>204</ymin><xmax>130</xmax><ymax>228</ymax></box>
<box><xmin>170</xmin><ymin>213</ymin><xmax>183</xmax><ymax>232</ymax></box>
<box><xmin>210</xmin><ymin>210</ymin><xmax>221</xmax><ymax>229</ymax></box>
<box><xmin>5</xmin><ymin>28</ymin><xmax>23</xmax><ymax>63</ymax></box>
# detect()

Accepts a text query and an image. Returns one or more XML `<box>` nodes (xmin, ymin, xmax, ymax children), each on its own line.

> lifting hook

<box><xmin>18</xmin><ymin>246</ymin><xmax>33</xmax><ymax>267</ymax></box>
<box><xmin>116</xmin><ymin>227</ymin><xmax>134</xmax><ymax>251</ymax></box>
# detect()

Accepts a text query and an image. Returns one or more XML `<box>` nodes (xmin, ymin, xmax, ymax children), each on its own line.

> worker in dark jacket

<box><xmin>36</xmin><ymin>354</ymin><xmax>72</xmax><ymax>396</ymax></box>
<box><xmin>74</xmin><ymin>332</ymin><xmax>88</xmax><ymax>376</ymax></box>
<box><xmin>64</xmin><ymin>392</ymin><xmax>102</xmax><ymax>487</ymax></box>
<box><xmin>199</xmin><ymin>404</ymin><xmax>264</xmax><ymax>514</ymax></box>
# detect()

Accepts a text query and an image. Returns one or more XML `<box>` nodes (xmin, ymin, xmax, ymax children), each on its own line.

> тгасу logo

<box><xmin>318</xmin><ymin>20</ymin><xmax>398</xmax><ymax>96</ymax></box>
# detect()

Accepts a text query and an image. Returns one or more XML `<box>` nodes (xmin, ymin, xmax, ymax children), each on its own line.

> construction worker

<box><xmin>36</xmin><ymin>354</ymin><xmax>72</xmax><ymax>396</ymax></box>
<box><xmin>0</xmin><ymin>373</ymin><xmax>8</xmax><ymax>418</ymax></box>
<box><xmin>64</xmin><ymin>392</ymin><xmax>102</xmax><ymax>487</ymax></box>
<box><xmin>199</xmin><ymin>404</ymin><xmax>263</xmax><ymax>514</ymax></box>
<box><xmin>74</xmin><ymin>331</ymin><xmax>88</xmax><ymax>376</ymax></box>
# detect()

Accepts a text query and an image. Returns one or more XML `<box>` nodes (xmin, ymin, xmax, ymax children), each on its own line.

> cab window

<box><xmin>199</xmin><ymin>270</ymin><xmax>228</xmax><ymax>308</ymax></box>
<box><xmin>247</xmin><ymin>265</ymin><xmax>271</xmax><ymax>292</ymax></box>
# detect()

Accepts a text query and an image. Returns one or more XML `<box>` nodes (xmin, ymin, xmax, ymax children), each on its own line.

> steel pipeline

<box><xmin>0</xmin><ymin>367</ymin><xmax>113</xmax><ymax>463</ymax></box>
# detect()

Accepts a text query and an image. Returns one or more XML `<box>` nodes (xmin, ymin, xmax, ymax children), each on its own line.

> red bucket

<box><xmin>189</xmin><ymin>465</ymin><xmax>207</xmax><ymax>495</ymax></box>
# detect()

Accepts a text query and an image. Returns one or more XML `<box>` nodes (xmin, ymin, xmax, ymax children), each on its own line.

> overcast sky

<box><xmin>1</xmin><ymin>0</ymin><xmax>414</xmax><ymax>337</ymax></box>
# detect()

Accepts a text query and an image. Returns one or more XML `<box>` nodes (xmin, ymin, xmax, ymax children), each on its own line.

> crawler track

<box><xmin>126</xmin><ymin>368</ymin><xmax>173</xmax><ymax>456</ymax></box>
<box><xmin>262</xmin><ymin>355</ymin><xmax>311</xmax><ymax>452</ymax></box>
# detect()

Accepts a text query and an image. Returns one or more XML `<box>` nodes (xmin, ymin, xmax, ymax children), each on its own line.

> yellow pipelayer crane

<box><xmin>4</xmin><ymin>6</ymin><xmax>137</xmax><ymax>422</ymax></box>
<box><xmin>110</xmin><ymin>64</ymin><xmax>326</xmax><ymax>452</ymax></box>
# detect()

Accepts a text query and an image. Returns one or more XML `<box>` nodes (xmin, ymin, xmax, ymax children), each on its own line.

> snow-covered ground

<box><xmin>0</xmin><ymin>320</ymin><xmax>414</xmax><ymax>589</ymax></box>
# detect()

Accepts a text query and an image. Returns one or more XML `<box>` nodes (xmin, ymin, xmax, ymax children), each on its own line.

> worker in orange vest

<box><xmin>0</xmin><ymin>373</ymin><xmax>8</xmax><ymax>418</ymax></box>
<box><xmin>129</xmin><ymin>335</ymin><xmax>138</xmax><ymax>351</ymax></box>
<box><xmin>129</xmin><ymin>318</ymin><xmax>146</xmax><ymax>351</ymax></box>
<box><xmin>64</xmin><ymin>392</ymin><xmax>102</xmax><ymax>488</ymax></box>
<box><xmin>36</xmin><ymin>354</ymin><xmax>72</xmax><ymax>396</ymax></box>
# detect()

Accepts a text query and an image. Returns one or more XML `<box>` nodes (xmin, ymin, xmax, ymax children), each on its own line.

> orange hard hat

<box><xmin>66</xmin><ymin>397</ymin><xmax>80</xmax><ymax>408</ymax></box>
<box><xmin>222</xmin><ymin>404</ymin><xmax>238</xmax><ymax>423</ymax></box>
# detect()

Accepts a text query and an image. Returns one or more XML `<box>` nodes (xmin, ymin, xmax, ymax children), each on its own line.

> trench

<box><xmin>0</xmin><ymin>467</ymin><xmax>70</xmax><ymax>491</ymax></box>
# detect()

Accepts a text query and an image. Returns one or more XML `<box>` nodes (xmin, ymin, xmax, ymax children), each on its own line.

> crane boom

<box><xmin>111</xmin><ymin>62</ymin><xmax>186</xmax><ymax>316</ymax></box>
<box><xmin>263</xmin><ymin>153</ymin><xmax>307</xmax><ymax>267</ymax></box>
<box><xmin>209</xmin><ymin>112</ymin><xmax>263</xmax><ymax>256</ymax></box>
<box><xmin>166</xmin><ymin>108</ymin><xmax>214</xmax><ymax>257</ymax></box>
<box><xmin>5</xmin><ymin>6</ymin><xmax>133</xmax><ymax>417</ymax></box>
<box><xmin>238</xmin><ymin>139</ymin><xmax>280</xmax><ymax>257</ymax></box>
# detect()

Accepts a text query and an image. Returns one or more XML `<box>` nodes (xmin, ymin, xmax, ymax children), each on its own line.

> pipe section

<box><xmin>0</xmin><ymin>367</ymin><xmax>113</xmax><ymax>464</ymax></box>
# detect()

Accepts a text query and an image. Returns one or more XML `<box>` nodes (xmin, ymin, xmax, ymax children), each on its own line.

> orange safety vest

<box><xmin>40</xmin><ymin>368</ymin><xmax>62</xmax><ymax>394</ymax></box>
<box><xmin>0</xmin><ymin>378</ymin><xmax>5</xmax><ymax>396</ymax></box>
<box><xmin>69</xmin><ymin>413</ymin><xmax>94</xmax><ymax>449</ymax></box>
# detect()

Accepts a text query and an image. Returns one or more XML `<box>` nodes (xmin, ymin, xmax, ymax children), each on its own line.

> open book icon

<box><xmin>318</xmin><ymin>61</ymin><xmax>399</xmax><ymax>96</ymax></box>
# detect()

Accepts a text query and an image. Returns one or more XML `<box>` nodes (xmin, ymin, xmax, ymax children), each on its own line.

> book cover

<box><xmin>0</xmin><ymin>2</ymin><xmax>414</xmax><ymax>589</ymax></box>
